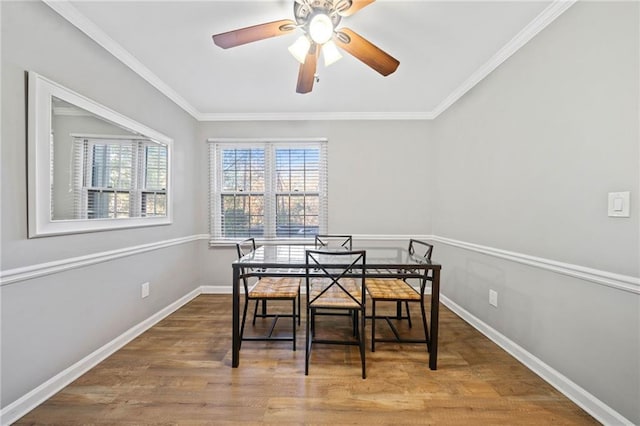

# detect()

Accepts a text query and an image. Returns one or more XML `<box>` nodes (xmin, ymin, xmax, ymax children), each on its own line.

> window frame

<box><xmin>208</xmin><ymin>138</ymin><xmax>328</xmax><ymax>244</ymax></box>
<box><xmin>73</xmin><ymin>135</ymin><xmax>168</xmax><ymax>220</ymax></box>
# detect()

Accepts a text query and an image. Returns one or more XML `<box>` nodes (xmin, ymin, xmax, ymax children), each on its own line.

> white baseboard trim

<box><xmin>0</xmin><ymin>288</ymin><xmax>202</xmax><ymax>426</ymax></box>
<box><xmin>0</xmin><ymin>234</ymin><xmax>209</xmax><ymax>287</ymax></box>
<box><xmin>200</xmin><ymin>285</ymin><xmax>232</xmax><ymax>294</ymax></box>
<box><xmin>440</xmin><ymin>295</ymin><xmax>633</xmax><ymax>426</ymax></box>
<box><xmin>2</xmin><ymin>286</ymin><xmax>631</xmax><ymax>425</ymax></box>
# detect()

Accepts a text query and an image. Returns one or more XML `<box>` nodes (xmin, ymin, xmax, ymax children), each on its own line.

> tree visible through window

<box><xmin>209</xmin><ymin>140</ymin><xmax>328</xmax><ymax>241</ymax></box>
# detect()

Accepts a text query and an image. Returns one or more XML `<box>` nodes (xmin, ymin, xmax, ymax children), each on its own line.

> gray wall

<box><xmin>197</xmin><ymin>120</ymin><xmax>434</xmax><ymax>287</ymax></box>
<box><xmin>1</xmin><ymin>1</ymin><xmax>204</xmax><ymax>408</ymax></box>
<box><xmin>432</xmin><ymin>2</ymin><xmax>639</xmax><ymax>423</ymax></box>
<box><xmin>2</xmin><ymin>0</ymin><xmax>638</xmax><ymax>423</ymax></box>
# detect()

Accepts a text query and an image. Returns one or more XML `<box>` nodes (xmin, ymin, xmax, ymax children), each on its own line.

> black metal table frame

<box><xmin>231</xmin><ymin>245</ymin><xmax>442</xmax><ymax>370</ymax></box>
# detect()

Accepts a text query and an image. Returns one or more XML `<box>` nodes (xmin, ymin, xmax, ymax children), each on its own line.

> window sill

<box><xmin>209</xmin><ymin>238</ymin><xmax>315</xmax><ymax>247</ymax></box>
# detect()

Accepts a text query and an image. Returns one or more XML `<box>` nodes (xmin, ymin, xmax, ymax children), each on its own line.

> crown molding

<box><xmin>43</xmin><ymin>0</ymin><xmax>201</xmax><ymax>120</ymax></box>
<box><xmin>431</xmin><ymin>0</ymin><xmax>577</xmax><ymax>119</ymax></box>
<box><xmin>44</xmin><ymin>0</ymin><xmax>575</xmax><ymax>122</ymax></box>
<box><xmin>196</xmin><ymin>111</ymin><xmax>435</xmax><ymax>121</ymax></box>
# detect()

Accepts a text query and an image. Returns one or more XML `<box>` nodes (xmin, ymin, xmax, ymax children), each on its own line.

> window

<box><xmin>208</xmin><ymin>139</ymin><xmax>328</xmax><ymax>242</ymax></box>
<box><xmin>72</xmin><ymin>137</ymin><xmax>167</xmax><ymax>219</ymax></box>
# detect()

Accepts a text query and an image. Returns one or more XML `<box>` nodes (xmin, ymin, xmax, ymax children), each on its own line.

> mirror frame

<box><xmin>27</xmin><ymin>71</ymin><xmax>173</xmax><ymax>237</ymax></box>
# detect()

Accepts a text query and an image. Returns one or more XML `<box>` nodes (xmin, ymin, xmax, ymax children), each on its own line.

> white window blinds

<box><xmin>71</xmin><ymin>136</ymin><xmax>167</xmax><ymax>219</ymax></box>
<box><xmin>208</xmin><ymin>139</ymin><xmax>328</xmax><ymax>242</ymax></box>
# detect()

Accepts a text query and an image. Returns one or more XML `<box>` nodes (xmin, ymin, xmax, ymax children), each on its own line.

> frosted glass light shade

<box><xmin>321</xmin><ymin>40</ymin><xmax>342</xmax><ymax>66</ymax></box>
<box><xmin>288</xmin><ymin>36</ymin><xmax>311</xmax><ymax>64</ymax></box>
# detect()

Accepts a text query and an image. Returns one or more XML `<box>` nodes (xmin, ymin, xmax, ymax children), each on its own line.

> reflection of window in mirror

<box><xmin>50</xmin><ymin>96</ymin><xmax>168</xmax><ymax>221</ymax></box>
<box><xmin>70</xmin><ymin>137</ymin><xmax>167</xmax><ymax>220</ymax></box>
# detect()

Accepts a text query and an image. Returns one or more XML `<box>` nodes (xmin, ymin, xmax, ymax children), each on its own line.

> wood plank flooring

<box><xmin>15</xmin><ymin>295</ymin><xmax>598</xmax><ymax>425</ymax></box>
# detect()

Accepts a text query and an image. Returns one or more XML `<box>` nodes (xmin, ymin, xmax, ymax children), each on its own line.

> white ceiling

<box><xmin>48</xmin><ymin>0</ymin><xmax>574</xmax><ymax>120</ymax></box>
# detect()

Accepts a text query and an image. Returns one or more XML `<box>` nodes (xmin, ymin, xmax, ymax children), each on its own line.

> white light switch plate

<box><xmin>608</xmin><ymin>192</ymin><xmax>630</xmax><ymax>217</ymax></box>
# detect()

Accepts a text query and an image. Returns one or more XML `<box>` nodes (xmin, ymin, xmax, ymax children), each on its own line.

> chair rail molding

<box><xmin>206</xmin><ymin>232</ymin><xmax>638</xmax><ymax>294</ymax></box>
<box><xmin>0</xmin><ymin>234</ymin><xmax>209</xmax><ymax>287</ymax></box>
<box><xmin>430</xmin><ymin>235</ymin><xmax>640</xmax><ymax>295</ymax></box>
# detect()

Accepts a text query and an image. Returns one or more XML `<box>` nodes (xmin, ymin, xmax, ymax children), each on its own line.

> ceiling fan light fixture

<box><xmin>288</xmin><ymin>35</ymin><xmax>311</xmax><ymax>64</ymax></box>
<box><xmin>321</xmin><ymin>40</ymin><xmax>342</xmax><ymax>66</ymax></box>
<box><xmin>308</xmin><ymin>13</ymin><xmax>334</xmax><ymax>44</ymax></box>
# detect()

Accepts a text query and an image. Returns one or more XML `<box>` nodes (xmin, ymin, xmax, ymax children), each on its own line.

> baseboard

<box><xmin>200</xmin><ymin>285</ymin><xmax>232</xmax><ymax>294</ymax></box>
<box><xmin>3</xmin><ymin>286</ymin><xmax>631</xmax><ymax>426</ymax></box>
<box><xmin>0</xmin><ymin>287</ymin><xmax>202</xmax><ymax>426</ymax></box>
<box><xmin>440</xmin><ymin>295</ymin><xmax>633</xmax><ymax>426</ymax></box>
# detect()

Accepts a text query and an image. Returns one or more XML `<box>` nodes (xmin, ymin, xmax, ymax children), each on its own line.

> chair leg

<box><xmin>292</xmin><ymin>299</ymin><xmax>296</xmax><ymax>351</ymax></box>
<box><xmin>252</xmin><ymin>300</ymin><xmax>260</xmax><ymax>325</ymax></box>
<box><xmin>352</xmin><ymin>310</ymin><xmax>357</xmax><ymax>337</ymax></box>
<box><xmin>353</xmin><ymin>311</ymin><xmax>359</xmax><ymax>338</ymax></box>
<box><xmin>360</xmin><ymin>307</ymin><xmax>366</xmax><ymax>379</ymax></box>
<box><xmin>405</xmin><ymin>301</ymin><xmax>413</xmax><ymax>328</ymax></box>
<box><xmin>371</xmin><ymin>300</ymin><xmax>376</xmax><ymax>352</ymax></box>
<box><xmin>420</xmin><ymin>299</ymin><xmax>430</xmax><ymax>353</ymax></box>
<box><xmin>297</xmin><ymin>288</ymin><xmax>301</xmax><ymax>325</ymax></box>
<box><xmin>305</xmin><ymin>305</ymin><xmax>311</xmax><ymax>376</ymax></box>
<box><xmin>240</xmin><ymin>295</ymin><xmax>250</xmax><ymax>350</ymax></box>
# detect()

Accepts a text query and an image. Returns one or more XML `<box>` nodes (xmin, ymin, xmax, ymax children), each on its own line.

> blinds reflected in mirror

<box><xmin>68</xmin><ymin>136</ymin><xmax>167</xmax><ymax>220</ymax></box>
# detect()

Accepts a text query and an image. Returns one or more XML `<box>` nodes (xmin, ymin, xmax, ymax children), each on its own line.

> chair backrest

<box><xmin>236</xmin><ymin>238</ymin><xmax>257</xmax><ymax>292</ymax></box>
<box><xmin>236</xmin><ymin>237</ymin><xmax>257</xmax><ymax>259</ymax></box>
<box><xmin>314</xmin><ymin>235</ymin><xmax>353</xmax><ymax>250</ymax></box>
<box><xmin>408</xmin><ymin>239</ymin><xmax>433</xmax><ymax>261</ymax></box>
<box><xmin>407</xmin><ymin>239</ymin><xmax>434</xmax><ymax>293</ymax></box>
<box><xmin>305</xmin><ymin>249</ymin><xmax>366</xmax><ymax>308</ymax></box>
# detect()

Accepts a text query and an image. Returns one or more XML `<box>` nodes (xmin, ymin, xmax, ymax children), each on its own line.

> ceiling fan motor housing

<box><xmin>294</xmin><ymin>0</ymin><xmax>342</xmax><ymax>31</ymax></box>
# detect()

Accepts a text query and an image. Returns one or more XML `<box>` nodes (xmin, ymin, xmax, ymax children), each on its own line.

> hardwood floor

<box><xmin>16</xmin><ymin>295</ymin><xmax>597</xmax><ymax>425</ymax></box>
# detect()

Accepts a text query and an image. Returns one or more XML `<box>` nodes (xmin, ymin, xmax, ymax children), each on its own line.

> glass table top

<box><xmin>233</xmin><ymin>244</ymin><xmax>441</xmax><ymax>269</ymax></box>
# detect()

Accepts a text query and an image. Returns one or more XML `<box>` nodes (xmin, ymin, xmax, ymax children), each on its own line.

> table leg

<box><xmin>232</xmin><ymin>266</ymin><xmax>240</xmax><ymax>368</ymax></box>
<box><xmin>429</xmin><ymin>268</ymin><xmax>440</xmax><ymax>370</ymax></box>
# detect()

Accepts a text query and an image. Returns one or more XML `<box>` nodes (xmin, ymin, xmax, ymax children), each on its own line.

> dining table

<box><xmin>231</xmin><ymin>243</ymin><xmax>443</xmax><ymax>370</ymax></box>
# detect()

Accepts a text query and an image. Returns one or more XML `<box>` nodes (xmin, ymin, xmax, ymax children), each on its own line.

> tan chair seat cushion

<box><xmin>309</xmin><ymin>278</ymin><xmax>362</xmax><ymax>309</ymax></box>
<box><xmin>249</xmin><ymin>277</ymin><xmax>300</xmax><ymax>299</ymax></box>
<box><xmin>365</xmin><ymin>278</ymin><xmax>420</xmax><ymax>301</ymax></box>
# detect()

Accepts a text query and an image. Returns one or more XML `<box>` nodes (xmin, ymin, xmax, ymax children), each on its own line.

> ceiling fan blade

<box><xmin>212</xmin><ymin>19</ymin><xmax>296</xmax><ymax>49</ymax></box>
<box><xmin>296</xmin><ymin>44</ymin><xmax>319</xmax><ymax>94</ymax></box>
<box><xmin>334</xmin><ymin>28</ymin><xmax>399</xmax><ymax>76</ymax></box>
<box><xmin>337</xmin><ymin>0</ymin><xmax>375</xmax><ymax>17</ymax></box>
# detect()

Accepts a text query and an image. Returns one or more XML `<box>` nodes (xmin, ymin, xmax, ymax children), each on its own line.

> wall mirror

<box><xmin>27</xmin><ymin>72</ymin><xmax>172</xmax><ymax>237</ymax></box>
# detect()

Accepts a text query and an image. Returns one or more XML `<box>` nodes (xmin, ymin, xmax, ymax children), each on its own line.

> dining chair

<box><xmin>236</xmin><ymin>238</ymin><xmax>301</xmax><ymax>351</ymax></box>
<box><xmin>312</xmin><ymin>234</ymin><xmax>355</xmax><ymax>333</ymax></box>
<box><xmin>305</xmin><ymin>249</ymin><xmax>367</xmax><ymax>379</ymax></box>
<box><xmin>314</xmin><ymin>234</ymin><xmax>353</xmax><ymax>250</ymax></box>
<box><xmin>365</xmin><ymin>239</ymin><xmax>434</xmax><ymax>353</ymax></box>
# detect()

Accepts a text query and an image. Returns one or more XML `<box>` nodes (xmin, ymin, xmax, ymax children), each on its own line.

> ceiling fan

<box><xmin>211</xmin><ymin>0</ymin><xmax>400</xmax><ymax>94</ymax></box>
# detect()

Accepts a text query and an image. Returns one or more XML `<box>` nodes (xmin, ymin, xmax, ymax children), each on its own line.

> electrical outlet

<box><xmin>141</xmin><ymin>282</ymin><xmax>150</xmax><ymax>298</ymax></box>
<box><xmin>489</xmin><ymin>289</ymin><xmax>498</xmax><ymax>308</ymax></box>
